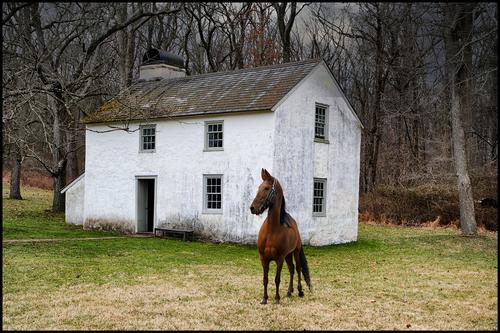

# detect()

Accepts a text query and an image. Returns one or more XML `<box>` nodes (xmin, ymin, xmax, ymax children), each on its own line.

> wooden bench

<box><xmin>154</xmin><ymin>227</ymin><xmax>194</xmax><ymax>241</ymax></box>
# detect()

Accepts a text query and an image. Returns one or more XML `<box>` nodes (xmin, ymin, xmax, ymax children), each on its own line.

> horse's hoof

<box><xmin>274</xmin><ymin>299</ymin><xmax>280</xmax><ymax>304</ymax></box>
<box><xmin>286</xmin><ymin>291</ymin><xmax>292</xmax><ymax>297</ymax></box>
<box><xmin>260</xmin><ymin>299</ymin><xmax>268</xmax><ymax>305</ymax></box>
<box><xmin>298</xmin><ymin>291</ymin><xmax>304</xmax><ymax>297</ymax></box>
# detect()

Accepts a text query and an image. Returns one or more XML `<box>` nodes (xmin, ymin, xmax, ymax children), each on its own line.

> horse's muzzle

<box><xmin>250</xmin><ymin>205</ymin><xmax>262</xmax><ymax>215</ymax></box>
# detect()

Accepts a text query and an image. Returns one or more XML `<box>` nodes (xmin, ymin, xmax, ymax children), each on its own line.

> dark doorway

<box><xmin>137</xmin><ymin>178</ymin><xmax>155</xmax><ymax>233</ymax></box>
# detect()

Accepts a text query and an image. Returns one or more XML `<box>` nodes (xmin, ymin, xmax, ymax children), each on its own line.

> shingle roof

<box><xmin>83</xmin><ymin>58</ymin><xmax>321</xmax><ymax>124</ymax></box>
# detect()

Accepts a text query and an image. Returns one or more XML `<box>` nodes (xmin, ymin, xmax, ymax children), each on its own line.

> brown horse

<box><xmin>250</xmin><ymin>168</ymin><xmax>311</xmax><ymax>304</ymax></box>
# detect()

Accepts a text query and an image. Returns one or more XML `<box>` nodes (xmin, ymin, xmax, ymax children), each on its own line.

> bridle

<box><xmin>262</xmin><ymin>178</ymin><xmax>277</xmax><ymax>210</ymax></box>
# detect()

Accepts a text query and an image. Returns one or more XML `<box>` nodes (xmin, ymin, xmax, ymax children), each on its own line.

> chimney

<box><xmin>139</xmin><ymin>48</ymin><xmax>186</xmax><ymax>81</ymax></box>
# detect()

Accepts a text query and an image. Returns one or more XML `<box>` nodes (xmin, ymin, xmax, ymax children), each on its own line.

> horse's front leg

<box><xmin>260</xmin><ymin>256</ymin><xmax>270</xmax><ymax>304</ymax></box>
<box><xmin>285</xmin><ymin>253</ymin><xmax>294</xmax><ymax>297</ymax></box>
<box><xmin>274</xmin><ymin>256</ymin><xmax>285</xmax><ymax>304</ymax></box>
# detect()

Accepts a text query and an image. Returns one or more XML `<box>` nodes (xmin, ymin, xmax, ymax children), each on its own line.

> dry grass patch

<box><xmin>3</xmin><ymin>255</ymin><xmax>497</xmax><ymax>330</ymax></box>
<box><xmin>3</xmin><ymin>184</ymin><xmax>497</xmax><ymax>330</ymax></box>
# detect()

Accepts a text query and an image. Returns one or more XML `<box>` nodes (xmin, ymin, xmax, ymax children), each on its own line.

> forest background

<box><xmin>2</xmin><ymin>2</ymin><xmax>497</xmax><ymax>233</ymax></box>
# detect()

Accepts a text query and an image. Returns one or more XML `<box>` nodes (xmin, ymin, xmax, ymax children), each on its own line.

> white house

<box><xmin>62</xmin><ymin>48</ymin><xmax>363</xmax><ymax>246</ymax></box>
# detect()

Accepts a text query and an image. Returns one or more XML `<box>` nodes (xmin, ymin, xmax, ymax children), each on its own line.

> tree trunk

<box><xmin>9</xmin><ymin>148</ymin><xmax>23</xmax><ymax>200</ymax></box>
<box><xmin>364</xmin><ymin>5</ymin><xmax>385</xmax><ymax>193</ymax></box>
<box><xmin>49</xmin><ymin>94</ymin><xmax>67</xmax><ymax>213</ymax></box>
<box><xmin>449</xmin><ymin>73</ymin><xmax>477</xmax><ymax>235</ymax></box>
<box><xmin>118</xmin><ymin>3</ymin><xmax>135</xmax><ymax>89</ymax></box>
<box><xmin>52</xmin><ymin>167</ymin><xmax>67</xmax><ymax>213</ymax></box>
<box><xmin>487</xmin><ymin>5</ymin><xmax>498</xmax><ymax>160</ymax></box>
<box><xmin>444</xmin><ymin>3</ymin><xmax>477</xmax><ymax>235</ymax></box>
<box><xmin>273</xmin><ymin>2</ymin><xmax>297</xmax><ymax>63</ymax></box>
<box><xmin>458</xmin><ymin>4</ymin><xmax>474</xmax><ymax>167</ymax></box>
<box><xmin>66</xmin><ymin>121</ymin><xmax>79</xmax><ymax>182</ymax></box>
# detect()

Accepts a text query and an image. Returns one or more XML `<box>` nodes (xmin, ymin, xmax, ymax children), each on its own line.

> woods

<box><xmin>2</xmin><ymin>2</ymin><xmax>497</xmax><ymax>234</ymax></box>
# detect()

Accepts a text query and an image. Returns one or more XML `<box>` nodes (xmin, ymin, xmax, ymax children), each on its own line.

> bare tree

<box><xmin>272</xmin><ymin>2</ymin><xmax>308</xmax><ymax>62</ymax></box>
<box><xmin>2</xmin><ymin>2</ymin><xmax>180</xmax><ymax>212</ymax></box>
<box><xmin>443</xmin><ymin>3</ymin><xmax>478</xmax><ymax>235</ymax></box>
<box><xmin>220</xmin><ymin>2</ymin><xmax>253</xmax><ymax>69</ymax></box>
<box><xmin>184</xmin><ymin>3</ymin><xmax>231</xmax><ymax>73</ymax></box>
<box><xmin>3</xmin><ymin>2</ymin><xmax>497</xmax><ymax>226</ymax></box>
<box><xmin>247</xmin><ymin>3</ymin><xmax>281</xmax><ymax>66</ymax></box>
<box><xmin>3</xmin><ymin>101</ymin><xmax>26</xmax><ymax>200</ymax></box>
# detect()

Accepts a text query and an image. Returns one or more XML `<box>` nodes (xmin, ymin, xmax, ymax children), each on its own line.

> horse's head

<box><xmin>250</xmin><ymin>168</ymin><xmax>281</xmax><ymax>215</ymax></box>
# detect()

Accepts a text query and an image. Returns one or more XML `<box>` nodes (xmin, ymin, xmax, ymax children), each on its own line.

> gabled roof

<box><xmin>82</xmin><ymin>59</ymin><xmax>321</xmax><ymax>124</ymax></box>
<box><xmin>61</xmin><ymin>173</ymin><xmax>85</xmax><ymax>194</ymax></box>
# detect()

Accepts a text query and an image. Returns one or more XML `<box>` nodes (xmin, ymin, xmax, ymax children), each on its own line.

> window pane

<box><xmin>205</xmin><ymin>176</ymin><xmax>222</xmax><ymax>211</ymax></box>
<box><xmin>141</xmin><ymin>126</ymin><xmax>156</xmax><ymax>150</ymax></box>
<box><xmin>206</xmin><ymin>122</ymin><xmax>223</xmax><ymax>149</ymax></box>
<box><xmin>313</xmin><ymin>179</ymin><xmax>326</xmax><ymax>214</ymax></box>
<box><xmin>315</xmin><ymin>106</ymin><xmax>327</xmax><ymax>139</ymax></box>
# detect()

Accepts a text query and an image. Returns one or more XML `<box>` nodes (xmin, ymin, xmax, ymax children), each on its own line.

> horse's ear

<box><xmin>261</xmin><ymin>168</ymin><xmax>272</xmax><ymax>181</ymax></box>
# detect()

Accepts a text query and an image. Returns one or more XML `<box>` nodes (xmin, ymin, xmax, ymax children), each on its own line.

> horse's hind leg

<box><xmin>260</xmin><ymin>256</ymin><xmax>270</xmax><ymax>304</ymax></box>
<box><xmin>294</xmin><ymin>248</ymin><xmax>304</xmax><ymax>297</ymax></box>
<box><xmin>274</xmin><ymin>256</ymin><xmax>285</xmax><ymax>304</ymax></box>
<box><xmin>285</xmin><ymin>253</ymin><xmax>294</xmax><ymax>297</ymax></box>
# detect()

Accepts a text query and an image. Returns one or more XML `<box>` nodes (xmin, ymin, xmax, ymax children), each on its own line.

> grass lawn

<box><xmin>2</xmin><ymin>185</ymin><xmax>121</xmax><ymax>240</ymax></box>
<box><xmin>2</xmin><ymin>185</ymin><xmax>498</xmax><ymax>330</ymax></box>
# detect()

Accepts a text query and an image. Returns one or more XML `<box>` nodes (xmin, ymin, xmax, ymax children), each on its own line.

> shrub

<box><xmin>360</xmin><ymin>173</ymin><xmax>497</xmax><ymax>231</ymax></box>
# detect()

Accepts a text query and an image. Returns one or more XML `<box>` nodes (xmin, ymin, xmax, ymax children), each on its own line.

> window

<box><xmin>315</xmin><ymin>104</ymin><xmax>329</xmax><ymax>142</ymax></box>
<box><xmin>205</xmin><ymin>121</ymin><xmax>223</xmax><ymax>151</ymax></box>
<box><xmin>203</xmin><ymin>175</ymin><xmax>223</xmax><ymax>213</ymax></box>
<box><xmin>313</xmin><ymin>178</ymin><xmax>327</xmax><ymax>216</ymax></box>
<box><xmin>140</xmin><ymin>125</ymin><xmax>156</xmax><ymax>151</ymax></box>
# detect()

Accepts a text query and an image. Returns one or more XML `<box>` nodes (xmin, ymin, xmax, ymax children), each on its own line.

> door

<box><xmin>137</xmin><ymin>178</ymin><xmax>155</xmax><ymax>233</ymax></box>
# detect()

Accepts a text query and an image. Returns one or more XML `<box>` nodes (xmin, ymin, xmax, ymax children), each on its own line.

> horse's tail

<box><xmin>299</xmin><ymin>246</ymin><xmax>312</xmax><ymax>291</ymax></box>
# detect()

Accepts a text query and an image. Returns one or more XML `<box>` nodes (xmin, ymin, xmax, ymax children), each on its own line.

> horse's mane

<box><xmin>280</xmin><ymin>196</ymin><xmax>290</xmax><ymax>226</ymax></box>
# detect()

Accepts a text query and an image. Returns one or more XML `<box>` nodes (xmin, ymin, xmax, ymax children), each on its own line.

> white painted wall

<box><xmin>64</xmin><ymin>176</ymin><xmax>85</xmax><ymax>225</ymax></box>
<box><xmin>273</xmin><ymin>62</ymin><xmax>362</xmax><ymax>245</ymax></box>
<box><xmin>81</xmin><ymin>62</ymin><xmax>361</xmax><ymax>245</ymax></box>
<box><xmin>84</xmin><ymin>111</ymin><xmax>274</xmax><ymax>241</ymax></box>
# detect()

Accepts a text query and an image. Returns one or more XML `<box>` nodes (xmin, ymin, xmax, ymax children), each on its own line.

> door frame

<box><xmin>135</xmin><ymin>175</ymin><xmax>157</xmax><ymax>233</ymax></box>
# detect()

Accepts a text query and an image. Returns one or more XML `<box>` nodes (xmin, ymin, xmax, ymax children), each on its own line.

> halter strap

<box><xmin>262</xmin><ymin>178</ymin><xmax>276</xmax><ymax>210</ymax></box>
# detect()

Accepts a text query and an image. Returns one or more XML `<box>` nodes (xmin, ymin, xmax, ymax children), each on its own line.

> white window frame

<box><xmin>139</xmin><ymin>124</ymin><xmax>156</xmax><ymax>152</ymax></box>
<box><xmin>203</xmin><ymin>174</ymin><xmax>223</xmax><ymax>214</ymax></box>
<box><xmin>314</xmin><ymin>103</ymin><xmax>329</xmax><ymax>143</ymax></box>
<box><xmin>313</xmin><ymin>178</ymin><xmax>327</xmax><ymax>217</ymax></box>
<box><xmin>204</xmin><ymin>120</ymin><xmax>224</xmax><ymax>151</ymax></box>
